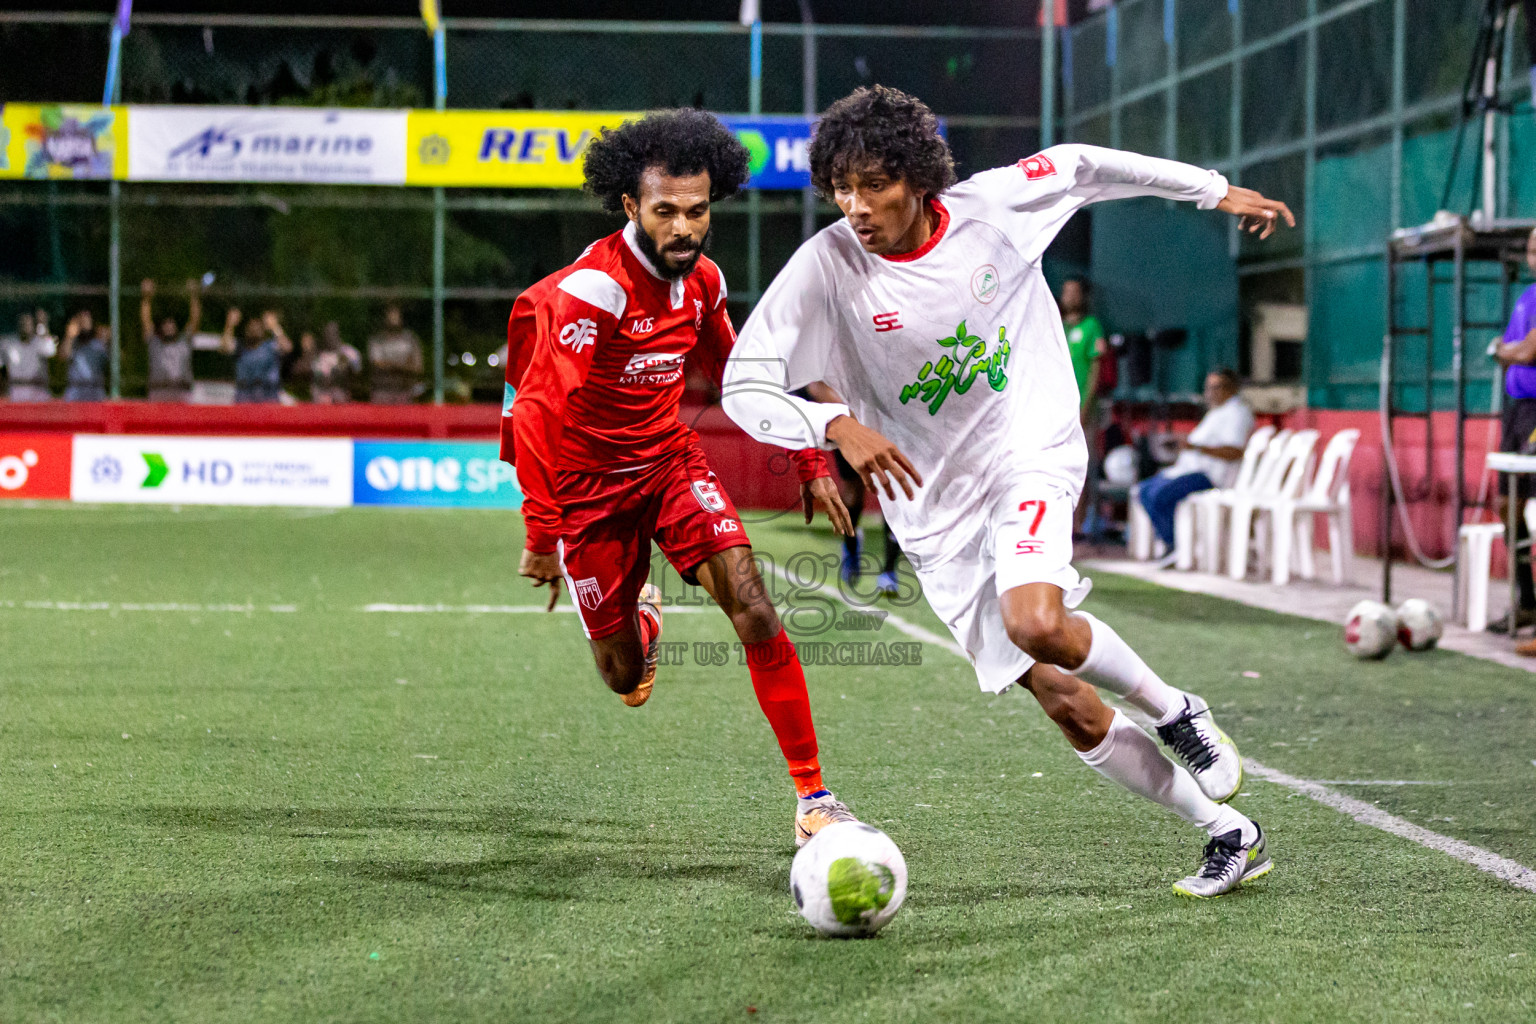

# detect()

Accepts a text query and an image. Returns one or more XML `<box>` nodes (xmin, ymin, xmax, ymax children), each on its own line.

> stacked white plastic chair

<box><xmin>1171</xmin><ymin>425</ymin><xmax>1277</xmax><ymax>572</ymax></box>
<box><xmin>1224</xmin><ymin>429</ymin><xmax>1319</xmax><ymax>581</ymax></box>
<box><xmin>1269</xmin><ymin>428</ymin><xmax>1361</xmax><ymax>585</ymax></box>
<box><xmin>1128</xmin><ymin>483</ymin><xmax>1157</xmax><ymax>560</ymax></box>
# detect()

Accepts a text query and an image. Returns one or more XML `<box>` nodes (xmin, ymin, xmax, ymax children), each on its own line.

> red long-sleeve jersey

<box><xmin>502</xmin><ymin>221</ymin><xmax>828</xmax><ymax>554</ymax></box>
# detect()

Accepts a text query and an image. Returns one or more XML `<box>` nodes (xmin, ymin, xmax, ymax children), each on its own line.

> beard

<box><xmin>635</xmin><ymin>223</ymin><xmax>711</xmax><ymax>281</ymax></box>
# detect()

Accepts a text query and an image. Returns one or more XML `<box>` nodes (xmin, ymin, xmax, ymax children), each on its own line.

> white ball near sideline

<box><xmin>790</xmin><ymin>822</ymin><xmax>907</xmax><ymax>938</ymax></box>
<box><xmin>1395</xmin><ymin>598</ymin><xmax>1444</xmax><ymax>651</ymax></box>
<box><xmin>1104</xmin><ymin>445</ymin><xmax>1139</xmax><ymax>487</ymax></box>
<box><xmin>1344</xmin><ymin>599</ymin><xmax>1398</xmax><ymax>659</ymax></box>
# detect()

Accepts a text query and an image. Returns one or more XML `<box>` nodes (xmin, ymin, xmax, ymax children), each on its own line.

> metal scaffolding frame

<box><xmin>1381</xmin><ymin>218</ymin><xmax>1535</xmax><ymax>609</ymax></box>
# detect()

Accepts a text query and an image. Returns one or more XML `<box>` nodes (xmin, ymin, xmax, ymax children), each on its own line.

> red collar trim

<box><xmin>879</xmin><ymin>199</ymin><xmax>949</xmax><ymax>263</ymax></box>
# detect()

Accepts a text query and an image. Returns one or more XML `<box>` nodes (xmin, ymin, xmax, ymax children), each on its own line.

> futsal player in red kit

<box><xmin>502</xmin><ymin>110</ymin><xmax>861</xmax><ymax>845</ymax></box>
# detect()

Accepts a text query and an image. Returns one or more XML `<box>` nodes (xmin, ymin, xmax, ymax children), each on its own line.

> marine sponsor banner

<box><xmin>70</xmin><ymin>435</ymin><xmax>353</xmax><ymax>506</ymax></box>
<box><xmin>405</xmin><ymin>110</ymin><xmax>633</xmax><ymax>189</ymax></box>
<box><xmin>0</xmin><ymin>433</ymin><xmax>73</xmax><ymax>500</ymax></box>
<box><xmin>352</xmin><ymin>441</ymin><xmax>521</xmax><ymax>508</ymax></box>
<box><xmin>0</xmin><ymin>104</ymin><xmax>127</xmax><ymax>180</ymax></box>
<box><xmin>127</xmin><ymin>106</ymin><xmax>408</xmax><ymax>185</ymax></box>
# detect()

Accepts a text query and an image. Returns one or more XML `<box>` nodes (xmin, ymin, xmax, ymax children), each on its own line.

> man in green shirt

<box><xmin>1060</xmin><ymin>277</ymin><xmax>1107</xmax><ymax>533</ymax></box>
<box><xmin>1061</xmin><ymin>277</ymin><xmax>1106</xmax><ymax>414</ymax></box>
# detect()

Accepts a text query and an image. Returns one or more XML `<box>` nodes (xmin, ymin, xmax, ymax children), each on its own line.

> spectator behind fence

<box><xmin>141</xmin><ymin>278</ymin><xmax>202</xmax><ymax>402</ymax></box>
<box><xmin>221</xmin><ymin>307</ymin><xmax>292</xmax><ymax>404</ymax></box>
<box><xmin>61</xmin><ymin>311</ymin><xmax>110</xmax><ymax>402</ymax></box>
<box><xmin>1489</xmin><ymin>225</ymin><xmax>1536</xmax><ymax>647</ymax></box>
<box><xmin>1136</xmin><ymin>369</ymin><xmax>1254</xmax><ymax>565</ymax></box>
<box><xmin>299</xmin><ymin>321</ymin><xmax>362</xmax><ymax>404</ymax></box>
<box><xmin>367</xmin><ymin>303</ymin><xmax>424</xmax><ymax>404</ymax></box>
<box><xmin>1</xmin><ymin>309</ymin><xmax>57</xmax><ymax>402</ymax></box>
<box><xmin>1060</xmin><ymin>277</ymin><xmax>1107</xmax><ymax>532</ymax></box>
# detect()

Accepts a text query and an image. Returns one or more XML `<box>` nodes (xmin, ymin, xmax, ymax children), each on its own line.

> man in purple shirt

<box><xmin>1491</xmin><ymin>227</ymin><xmax>1536</xmax><ymax>648</ymax></box>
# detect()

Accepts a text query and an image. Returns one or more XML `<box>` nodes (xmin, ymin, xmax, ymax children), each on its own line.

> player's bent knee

<box><xmin>1003</xmin><ymin>605</ymin><xmax>1072</xmax><ymax>662</ymax></box>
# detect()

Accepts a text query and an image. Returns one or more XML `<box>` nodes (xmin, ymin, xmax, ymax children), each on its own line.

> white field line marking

<box><xmin>1315</xmin><ymin>779</ymin><xmax>1454</xmax><ymax>787</ymax></box>
<box><xmin>3</xmin><ymin>600</ymin><xmax>297</xmax><ymax>613</ymax></box>
<box><xmin>762</xmin><ymin>562</ymin><xmax>966</xmax><ymax>658</ymax></box>
<box><xmin>765</xmin><ymin>561</ymin><xmax>1536</xmax><ymax>895</ymax></box>
<box><xmin>359</xmin><ymin>603</ymin><xmax>713</xmax><ymax>614</ymax></box>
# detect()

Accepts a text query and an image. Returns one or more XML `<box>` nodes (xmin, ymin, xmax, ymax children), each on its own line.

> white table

<box><xmin>1485</xmin><ymin>452</ymin><xmax>1536</xmax><ymax>634</ymax></box>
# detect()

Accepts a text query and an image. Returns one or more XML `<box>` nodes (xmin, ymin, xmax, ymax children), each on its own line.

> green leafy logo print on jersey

<box><xmin>898</xmin><ymin>321</ymin><xmax>1011</xmax><ymax>415</ymax></box>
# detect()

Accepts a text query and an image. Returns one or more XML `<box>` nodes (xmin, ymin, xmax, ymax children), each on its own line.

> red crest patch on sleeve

<box><xmin>1018</xmin><ymin>154</ymin><xmax>1057</xmax><ymax>180</ymax></box>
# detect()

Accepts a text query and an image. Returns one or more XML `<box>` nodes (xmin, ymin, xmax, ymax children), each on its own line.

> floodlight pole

<box><xmin>432</xmin><ymin>23</ymin><xmax>447</xmax><ymax>405</ymax></box>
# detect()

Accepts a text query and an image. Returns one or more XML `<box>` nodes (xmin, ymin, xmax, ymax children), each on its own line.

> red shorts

<box><xmin>556</xmin><ymin>443</ymin><xmax>749</xmax><ymax>639</ymax></box>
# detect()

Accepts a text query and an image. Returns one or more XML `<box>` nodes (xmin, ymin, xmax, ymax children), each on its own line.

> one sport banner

<box><xmin>127</xmin><ymin>106</ymin><xmax>408</xmax><ymax>185</ymax></box>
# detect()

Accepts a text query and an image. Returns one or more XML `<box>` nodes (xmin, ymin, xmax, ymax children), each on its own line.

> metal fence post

<box><xmin>800</xmin><ymin>4</ymin><xmax>816</xmax><ymax>242</ymax></box>
<box><xmin>1041</xmin><ymin>3</ymin><xmax>1056</xmax><ymax>149</ymax></box>
<box><xmin>431</xmin><ymin>23</ymin><xmax>447</xmax><ymax>405</ymax></box>
<box><xmin>108</xmin><ymin>75</ymin><xmax>122</xmax><ymax>399</ymax></box>
<box><xmin>748</xmin><ymin>16</ymin><xmax>763</xmax><ymax>301</ymax></box>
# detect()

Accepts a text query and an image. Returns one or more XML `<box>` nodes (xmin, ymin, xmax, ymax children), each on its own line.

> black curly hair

<box><xmin>810</xmin><ymin>85</ymin><xmax>957</xmax><ymax>200</ymax></box>
<box><xmin>582</xmin><ymin>109</ymin><xmax>752</xmax><ymax>213</ymax></box>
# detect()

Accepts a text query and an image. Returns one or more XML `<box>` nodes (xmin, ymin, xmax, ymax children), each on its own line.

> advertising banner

<box><xmin>0</xmin><ymin>104</ymin><xmax>127</xmax><ymax>180</ymax></box>
<box><xmin>718</xmin><ymin>116</ymin><xmax>815</xmax><ymax>191</ymax></box>
<box><xmin>405</xmin><ymin>110</ymin><xmax>633</xmax><ymax>189</ymax></box>
<box><xmin>70</xmin><ymin>435</ymin><xmax>353</xmax><ymax>507</ymax></box>
<box><xmin>0</xmin><ymin>433</ymin><xmax>73</xmax><ymax>500</ymax></box>
<box><xmin>127</xmin><ymin>106</ymin><xmax>408</xmax><ymax>185</ymax></box>
<box><xmin>352</xmin><ymin>441</ymin><xmax>521</xmax><ymax>508</ymax></box>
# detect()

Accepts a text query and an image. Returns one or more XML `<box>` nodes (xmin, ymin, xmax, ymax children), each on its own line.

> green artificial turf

<box><xmin>1</xmin><ymin>503</ymin><xmax>1533</xmax><ymax>1023</ymax></box>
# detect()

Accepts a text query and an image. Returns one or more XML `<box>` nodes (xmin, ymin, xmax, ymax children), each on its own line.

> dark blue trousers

<box><xmin>1139</xmin><ymin>471</ymin><xmax>1215</xmax><ymax>549</ymax></box>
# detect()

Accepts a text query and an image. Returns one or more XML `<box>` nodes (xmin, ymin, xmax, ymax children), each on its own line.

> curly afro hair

<box><xmin>582</xmin><ymin>109</ymin><xmax>751</xmax><ymax>214</ymax></box>
<box><xmin>810</xmin><ymin>85</ymin><xmax>957</xmax><ymax>200</ymax></box>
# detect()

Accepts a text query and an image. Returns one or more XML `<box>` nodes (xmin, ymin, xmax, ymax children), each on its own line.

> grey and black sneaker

<box><xmin>1172</xmin><ymin>822</ymin><xmax>1272</xmax><ymax>899</ymax></box>
<box><xmin>794</xmin><ymin>792</ymin><xmax>860</xmax><ymax>848</ymax></box>
<box><xmin>1156</xmin><ymin>694</ymin><xmax>1243</xmax><ymax>803</ymax></box>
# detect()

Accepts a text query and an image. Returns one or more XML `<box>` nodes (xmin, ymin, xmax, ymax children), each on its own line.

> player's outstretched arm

<box><xmin>825</xmin><ymin>414</ymin><xmax>923</xmax><ymax>502</ymax></box>
<box><xmin>1215</xmin><ymin>185</ymin><xmax>1295</xmax><ymax>240</ymax></box>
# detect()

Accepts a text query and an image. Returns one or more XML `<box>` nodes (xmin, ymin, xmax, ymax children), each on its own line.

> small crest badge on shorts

<box><xmin>691</xmin><ymin>477</ymin><xmax>727</xmax><ymax>513</ymax></box>
<box><xmin>971</xmin><ymin>264</ymin><xmax>1000</xmax><ymax>304</ymax></box>
<box><xmin>573</xmin><ymin>576</ymin><xmax>604</xmax><ymax>610</ymax></box>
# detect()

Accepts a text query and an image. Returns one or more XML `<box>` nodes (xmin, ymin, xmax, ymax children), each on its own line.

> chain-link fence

<box><xmin>0</xmin><ymin>12</ymin><xmax>1041</xmax><ymax>403</ymax></box>
<box><xmin>1063</xmin><ymin>0</ymin><xmax>1530</xmax><ymax>411</ymax></box>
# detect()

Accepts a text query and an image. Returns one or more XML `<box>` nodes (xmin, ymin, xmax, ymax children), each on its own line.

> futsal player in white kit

<box><xmin>723</xmin><ymin>86</ymin><xmax>1296</xmax><ymax>898</ymax></box>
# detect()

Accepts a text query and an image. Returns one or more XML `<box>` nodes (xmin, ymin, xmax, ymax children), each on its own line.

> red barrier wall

<box><xmin>0</xmin><ymin>400</ymin><xmax>1502</xmax><ymax>565</ymax></box>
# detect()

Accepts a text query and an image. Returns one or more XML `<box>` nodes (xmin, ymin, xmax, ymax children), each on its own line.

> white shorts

<box><xmin>915</xmin><ymin>478</ymin><xmax>1091</xmax><ymax>694</ymax></box>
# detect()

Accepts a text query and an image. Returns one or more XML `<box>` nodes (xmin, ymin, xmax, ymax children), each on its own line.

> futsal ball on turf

<box><xmin>1344</xmin><ymin>599</ymin><xmax>1398</xmax><ymax>659</ymax></box>
<box><xmin>1395</xmin><ymin>598</ymin><xmax>1443</xmax><ymax>651</ymax></box>
<box><xmin>790</xmin><ymin>822</ymin><xmax>907</xmax><ymax>938</ymax></box>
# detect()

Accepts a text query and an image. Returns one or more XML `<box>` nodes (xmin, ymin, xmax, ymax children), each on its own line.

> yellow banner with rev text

<box><xmin>405</xmin><ymin>110</ymin><xmax>641</xmax><ymax>188</ymax></box>
<box><xmin>0</xmin><ymin>103</ymin><xmax>129</xmax><ymax>180</ymax></box>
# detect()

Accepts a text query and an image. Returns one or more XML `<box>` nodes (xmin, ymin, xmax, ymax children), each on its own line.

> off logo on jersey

<box><xmin>573</xmin><ymin>576</ymin><xmax>604</xmax><ymax>610</ymax></box>
<box><xmin>971</xmin><ymin>264</ymin><xmax>999</xmax><ymax>304</ymax></box>
<box><xmin>691</xmin><ymin>477</ymin><xmax>727</xmax><ymax>513</ymax></box>
<box><xmin>559</xmin><ymin>317</ymin><xmax>598</xmax><ymax>353</ymax></box>
<box><xmin>1019</xmin><ymin>153</ymin><xmax>1057</xmax><ymax>180</ymax></box>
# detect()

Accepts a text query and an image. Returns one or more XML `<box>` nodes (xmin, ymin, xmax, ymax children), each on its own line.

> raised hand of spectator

<box><xmin>141</xmin><ymin>278</ymin><xmax>155</xmax><ymax>297</ymax></box>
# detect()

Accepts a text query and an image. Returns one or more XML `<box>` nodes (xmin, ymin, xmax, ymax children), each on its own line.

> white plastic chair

<box><xmin>1270</xmin><ymin>429</ymin><xmax>1361</xmax><ymax>586</ymax></box>
<box><xmin>1458</xmin><ymin>522</ymin><xmax>1505</xmax><ymax>631</ymax></box>
<box><xmin>1128</xmin><ymin>482</ymin><xmax>1156</xmax><ymax>560</ymax></box>
<box><xmin>1225</xmin><ymin>429</ymin><xmax>1319</xmax><ymax>581</ymax></box>
<box><xmin>1199</xmin><ymin>429</ymin><xmax>1292</xmax><ymax>575</ymax></box>
<box><xmin>1172</xmin><ymin>425</ymin><xmax>1277</xmax><ymax>572</ymax></box>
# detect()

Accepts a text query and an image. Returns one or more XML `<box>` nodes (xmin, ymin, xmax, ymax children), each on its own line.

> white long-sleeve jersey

<box><xmin>722</xmin><ymin>144</ymin><xmax>1229</xmax><ymax>568</ymax></box>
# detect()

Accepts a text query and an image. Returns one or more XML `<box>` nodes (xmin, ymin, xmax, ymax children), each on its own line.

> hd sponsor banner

<box><xmin>0</xmin><ymin>104</ymin><xmax>127</xmax><ymax>180</ymax></box>
<box><xmin>718</xmin><ymin>116</ymin><xmax>814</xmax><ymax>191</ymax></box>
<box><xmin>0</xmin><ymin>433</ymin><xmax>73</xmax><ymax>500</ymax></box>
<box><xmin>70</xmin><ymin>435</ymin><xmax>353</xmax><ymax>507</ymax></box>
<box><xmin>405</xmin><ymin>110</ymin><xmax>632</xmax><ymax>189</ymax></box>
<box><xmin>127</xmin><ymin>106</ymin><xmax>408</xmax><ymax>185</ymax></box>
<box><xmin>353</xmin><ymin>441</ymin><xmax>521</xmax><ymax>508</ymax></box>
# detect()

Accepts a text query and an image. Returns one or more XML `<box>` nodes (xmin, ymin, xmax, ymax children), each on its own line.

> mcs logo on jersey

<box><xmin>0</xmin><ymin>433</ymin><xmax>71</xmax><ymax>500</ymax></box>
<box><xmin>559</xmin><ymin>318</ymin><xmax>598</xmax><ymax>354</ymax></box>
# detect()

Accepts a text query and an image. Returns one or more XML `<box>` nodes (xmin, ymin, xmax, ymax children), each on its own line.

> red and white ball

<box><xmin>1344</xmin><ymin>600</ymin><xmax>1398</xmax><ymax>659</ymax></box>
<box><xmin>1395</xmin><ymin>598</ymin><xmax>1443</xmax><ymax>651</ymax></box>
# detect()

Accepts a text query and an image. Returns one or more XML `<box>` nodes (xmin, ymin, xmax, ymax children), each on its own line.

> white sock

<box><xmin>1077</xmin><ymin>710</ymin><xmax>1254</xmax><ymax>841</ymax></box>
<box><xmin>1073</xmin><ymin>612</ymin><xmax>1184</xmax><ymax>725</ymax></box>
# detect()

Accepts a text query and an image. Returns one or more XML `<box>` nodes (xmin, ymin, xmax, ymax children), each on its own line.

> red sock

<box><xmin>743</xmin><ymin>628</ymin><xmax>824</xmax><ymax>797</ymax></box>
<box><xmin>637</xmin><ymin>608</ymin><xmax>658</xmax><ymax>648</ymax></box>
